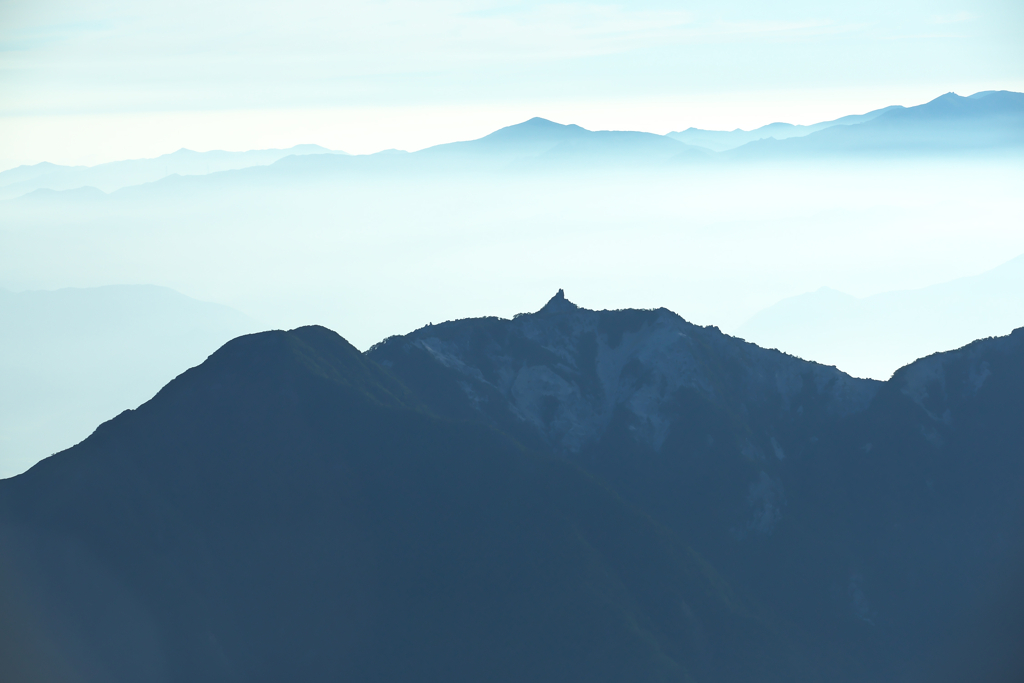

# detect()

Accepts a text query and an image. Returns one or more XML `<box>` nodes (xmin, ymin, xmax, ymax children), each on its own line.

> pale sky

<box><xmin>1</xmin><ymin>0</ymin><xmax>1022</xmax><ymax>169</ymax></box>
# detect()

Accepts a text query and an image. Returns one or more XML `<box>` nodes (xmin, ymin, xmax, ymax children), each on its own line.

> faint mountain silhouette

<box><xmin>667</xmin><ymin>105</ymin><xmax>901</xmax><ymax>151</ymax></box>
<box><xmin>0</xmin><ymin>145</ymin><xmax>347</xmax><ymax>199</ymax></box>
<box><xmin>728</xmin><ymin>91</ymin><xmax>1024</xmax><ymax>158</ymax></box>
<box><xmin>736</xmin><ymin>253</ymin><xmax>1024</xmax><ymax>379</ymax></box>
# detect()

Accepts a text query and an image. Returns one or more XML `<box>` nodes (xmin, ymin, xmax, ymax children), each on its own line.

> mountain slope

<box><xmin>0</xmin><ymin>285</ymin><xmax>259</xmax><ymax>478</ymax></box>
<box><xmin>368</xmin><ymin>291</ymin><xmax>1024</xmax><ymax>680</ymax></box>
<box><xmin>0</xmin><ymin>325</ymin><xmax>811</xmax><ymax>683</ymax></box>
<box><xmin>800</xmin><ymin>328</ymin><xmax>1024</xmax><ymax>681</ymax></box>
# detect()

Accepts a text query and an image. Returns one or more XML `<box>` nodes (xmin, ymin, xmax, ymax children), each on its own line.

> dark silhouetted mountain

<box><xmin>0</xmin><ymin>145</ymin><xmax>347</xmax><ymax>199</ymax></box>
<box><xmin>2</xmin><ymin>293</ymin><xmax>1022</xmax><ymax>682</ymax></box>
<box><xmin>668</xmin><ymin>105</ymin><xmax>901</xmax><ymax>151</ymax></box>
<box><xmin>728</xmin><ymin>91</ymin><xmax>1024</xmax><ymax>159</ymax></box>
<box><xmin>0</xmin><ymin>325</ymin><xmax>813</xmax><ymax>683</ymax></box>
<box><xmin>0</xmin><ymin>285</ymin><xmax>259</xmax><ymax>478</ymax></box>
<box><xmin>370</xmin><ymin>292</ymin><xmax>1024</xmax><ymax>680</ymax></box>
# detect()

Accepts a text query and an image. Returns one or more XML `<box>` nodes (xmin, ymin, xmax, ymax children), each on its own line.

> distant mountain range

<box><xmin>1</xmin><ymin>90</ymin><xmax>1020</xmax><ymax>201</ymax></box>
<box><xmin>736</xmin><ymin>253</ymin><xmax>1024</xmax><ymax>379</ymax></box>
<box><xmin>0</xmin><ymin>145</ymin><xmax>346</xmax><ymax>199</ymax></box>
<box><xmin>2</xmin><ymin>292</ymin><xmax>1021</xmax><ymax>682</ymax></box>
<box><xmin>728</xmin><ymin>91</ymin><xmax>1024</xmax><ymax>159</ymax></box>
<box><xmin>262</xmin><ymin>90</ymin><xmax>1024</xmax><ymax>179</ymax></box>
<box><xmin>667</xmin><ymin>105</ymin><xmax>902</xmax><ymax>151</ymax></box>
<box><xmin>0</xmin><ymin>285</ymin><xmax>260</xmax><ymax>478</ymax></box>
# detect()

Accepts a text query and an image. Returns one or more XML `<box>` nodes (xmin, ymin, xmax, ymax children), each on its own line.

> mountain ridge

<box><xmin>1</xmin><ymin>294</ymin><xmax>1023</xmax><ymax>680</ymax></box>
<box><xmin>0</xmin><ymin>144</ymin><xmax>347</xmax><ymax>199</ymax></box>
<box><xmin>4</xmin><ymin>89</ymin><xmax>1021</xmax><ymax>203</ymax></box>
<box><xmin>368</xmin><ymin>291</ymin><xmax>1024</xmax><ymax>680</ymax></box>
<box><xmin>0</xmin><ymin>323</ymin><xmax>812</xmax><ymax>683</ymax></box>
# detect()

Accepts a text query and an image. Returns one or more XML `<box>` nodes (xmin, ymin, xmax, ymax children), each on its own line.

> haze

<box><xmin>2</xmin><ymin>0</ymin><xmax>1023</xmax><ymax>167</ymax></box>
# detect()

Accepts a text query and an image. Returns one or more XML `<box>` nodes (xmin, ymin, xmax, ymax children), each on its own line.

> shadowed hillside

<box><xmin>371</xmin><ymin>292</ymin><xmax>1024</xmax><ymax>681</ymax></box>
<box><xmin>0</xmin><ymin>325</ymin><xmax>811</xmax><ymax>683</ymax></box>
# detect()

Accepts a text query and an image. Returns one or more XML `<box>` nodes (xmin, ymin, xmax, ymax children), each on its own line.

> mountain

<box><xmin>416</xmin><ymin>117</ymin><xmax>707</xmax><ymax>168</ymax></box>
<box><xmin>0</xmin><ymin>285</ymin><xmax>260</xmax><ymax>478</ymax></box>
<box><xmin>5</xmin><ymin>91</ymin><xmax>1020</xmax><ymax>203</ymax></box>
<box><xmin>369</xmin><ymin>291</ymin><xmax>1024</xmax><ymax>680</ymax></box>
<box><xmin>817</xmin><ymin>327</ymin><xmax>1024</xmax><ymax>682</ymax></box>
<box><xmin>1</xmin><ymin>293</ymin><xmax>1022</xmax><ymax>681</ymax></box>
<box><xmin>729</xmin><ymin>91</ymin><xmax>1024</xmax><ymax>159</ymax></box>
<box><xmin>667</xmin><ymin>105</ymin><xmax>901</xmax><ymax>152</ymax></box>
<box><xmin>262</xmin><ymin>117</ymin><xmax>710</xmax><ymax>180</ymax></box>
<box><xmin>0</xmin><ymin>325</ymin><xmax>809</xmax><ymax>683</ymax></box>
<box><xmin>0</xmin><ymin>145</ymin><xmax>347</xmax><ymax>199</ymax></box>
<box><xmin>418</xmin><ymin>117</ymin><xmax>594</xmax><ymax>162</ymax></box>
<box><xmin>735</xmin><ymin>253</ymin><xmax>1024</xmax><ymax>379</ymax></box>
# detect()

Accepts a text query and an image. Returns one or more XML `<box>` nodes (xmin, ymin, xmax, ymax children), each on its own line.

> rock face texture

<box><xmin>369</xmin><ymin>290</ymin><xmax>878</xmax><ymax>456</ymax></box>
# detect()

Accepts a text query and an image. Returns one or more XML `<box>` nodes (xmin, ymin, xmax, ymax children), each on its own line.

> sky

<box><xmin>1</xmin><ymin>0</ymin><xmax>1022</xmax><ymax>169</ymax></box>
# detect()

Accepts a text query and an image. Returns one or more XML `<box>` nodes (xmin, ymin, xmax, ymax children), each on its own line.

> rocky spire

<box><xmin>537</xmin><ymin>289</ymin><xmax>578</xmax><ymax>314</ymax></box>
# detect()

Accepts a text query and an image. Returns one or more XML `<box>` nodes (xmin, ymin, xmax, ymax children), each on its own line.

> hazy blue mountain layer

<box><xmin>2</xmin><ymin>89</ymin><xmax>1018</xmax><ymax>211</ymax></box>
<box><xmin>2</xmin><ymin>90</ymin><xmax>1019</xmax><ymax>206</ymax></box>
<box><xmin>0</xmin><ymin>325</ymin><xmax>810</xmax><ymax>683</ymax></box>
<box><xmin>0</xmin><ymin>145</ymin><xmax>346</xmax><ymax>199</ymax></box>
<box><xmin>0</xmin><ymin>285</ymin><xmax>260</xmax><ymax>477</ymax></box>
<box><xmin>736</xmin><ymin>253</ymin><xmax>1024</xmax><ymax>379</ymax></box>
<box><xmin>728</xmin><ymin>91</ymin><xmax>1024</xmax><ymax>159</ymax></box>
<box><xmin>417</xmin><ymin>117</ymin><xmax>709</xmax><ymax>168</ymax></box>
<box><xmin>667</xmin><ymin>105</ymin><xmax>901</xmax><ymax>151</ymax></box>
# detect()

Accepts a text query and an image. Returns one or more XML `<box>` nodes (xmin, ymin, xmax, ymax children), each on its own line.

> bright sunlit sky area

<box><xmin>1</xmin><ymin>0</ymin><xmax>1022</xmax><ymax>169</ymax></box>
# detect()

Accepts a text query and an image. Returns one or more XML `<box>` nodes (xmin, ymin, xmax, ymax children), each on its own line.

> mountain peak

<box><xmin>483</xmin><ymin>117</ymin><xmax>587</xmax><ymax>142</ymax></box>
<box><xmin>537</xmin><ymin>288</ymin><xmax>578</xmax><ymax>314</ymax></box>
